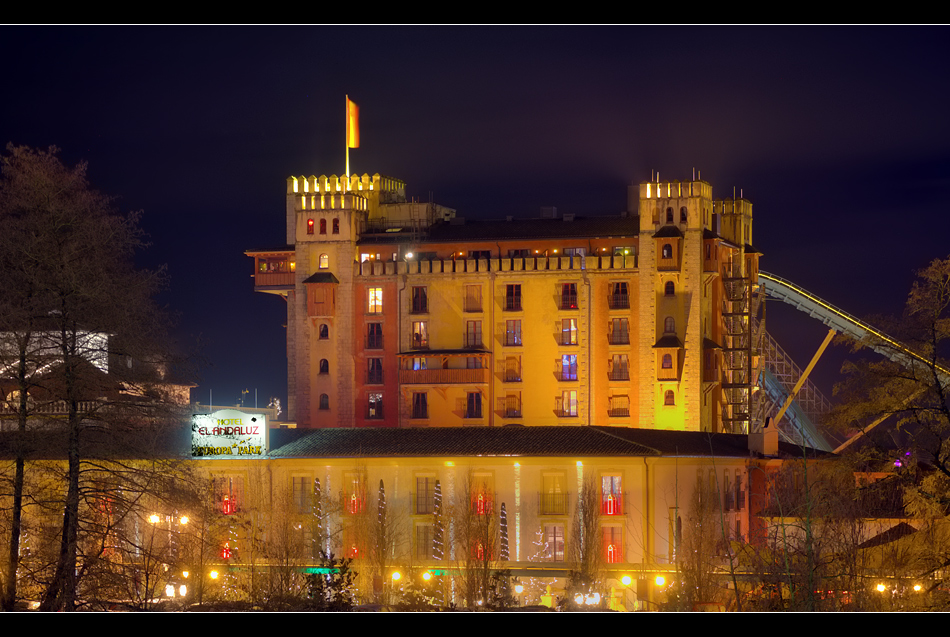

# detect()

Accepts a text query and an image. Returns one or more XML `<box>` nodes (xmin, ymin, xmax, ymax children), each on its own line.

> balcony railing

<box><xmin>505</xmin><ymin>334</ymin><xmax>522</xmax><ymax>346</ymax></box>
<box><xmin>399</xmin><ymin>368</ymin><xmax>487</xmax><ymax>384</ymax></box>
<box><xmin>253</xmin><ymin>271</ymin><xmax>294</xmax><ymax>287</ymax></box>
<box><xmin>608</xmin><ymin>369</ymin><xmax>630</xmax><ymax>381</ymax></box>
<box><xmin>505</xmin><ymin>298</ymin><xmax>522</xmax><ymax>311</ymax></box>
<box><xmin>608</xmin><ymin>407</ymin><xmax>630</xmax><ymax>417</ymax></box>
<box><xmin>464</xmin><ymin>298</ymin><xmax>483</xmax><ymax>313</ymax></box>
<box><xmin>601</xmin><ymin>493</ymin><xmax>623</xmax><ymax>516</ymax></box>
<box><xmin>504</xmin><ymin>370</ymin><xmax>522</xmax><ymax>383</ymax></box>
<box><xmin>608</xmin><ymin>293</ymin><xmax>629</xmax><ymax>309</ymax></box>
<box><xmin>609</xmin><ymin>332</ymin><xmax>630</xmax><ymax>345</ymax></box>
<box><xmin>539</xmin><ymin>493</ymin><xmax>569</xmax><ymax>516</ymax></box>
<box><xmin>559</xmin><ymin>294</ymin><xmax>578</xmax><ymax>310</ymax></box>
<box><xmin>504</xmin><ymin>407</ymin><xmax>522</xmax><ymax>418</ymax></box>
<box><xmin>367</xmin><ymin>370</ymin><xmax>383</xmax><ymax>384</ymax></box>
<box><xmin>366</xmin><ymin>334</ymin><xmax>383</xmax><ymax>349</ymax></box>
<box><xmin>556</xmin><ymin>408</ymin><xmax>578</xmax><ymax>418</ymax></box>
<box><xmin>558</xmin><ymin>371</ymin><xmax>578</xmax><ymax>381</ymax></box>
<box><xmin>464</xmin><ymin>337</ymin><xmax>483</xmax><ymax>349</ymax></box>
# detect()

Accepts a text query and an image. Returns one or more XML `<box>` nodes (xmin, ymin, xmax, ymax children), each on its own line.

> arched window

<box><xmin>319</xmin><ymin>324</ymin><xmax>329</xmax><ymax>339</ymax></box>
<box><xmin>666</xmin><ymin>207</ymin><xmax>674</xmax><ymax>224</ymax></box>
<box><xmin>661</xmin><ymin>244</ymin><xmax>672</xmax><ymax>259</ymax></box>
<box><xmin>664</xmin><ymin>317</ymin><xmax>675</xmax><ymax>333</ymax></box>
<box><xmin>307</xmin><ymin>219</ymin><xmax>314</xmax><ymax>235</ymax></box>
<box><xmin>319</xmin><ymin>359</ymin><xmax>329</xmax><ymax>374</ymax></box>
<box><xmin>319</xmin><ymin>219</ymin><xmax>327</xmax><ymax>234</ymax></box>
<box><xmin>664</xmin><ymin>390</ymin><xmax>675</xmax><ymax>406</ymax></box>
<box><xmin>319</xmin><ymin>394</ymin><xmax>329</xmax><ymax>410</ymax></box>
<box><xmin>680</xmin><ymin>206</ymin><xmax>687</xmax><ymax>223</ymax></box>
<box><xmin>662</xmin><ymin>354</ymin><xmax>673</xmax><ymax>369</ymax></box>
<box><xmin>332</xmin><ymin>218</ymin><xmax>340</xmax><ymax>234</ymax></box>
<box><xmin>665</xmin><ymin>281</ymin><xmax>675</xmax><ymax>296</ymax></box>
<box><xmin>319</xmin><ymin>254</ymin><xmax>329</xmax><ymax>269</ymax></box>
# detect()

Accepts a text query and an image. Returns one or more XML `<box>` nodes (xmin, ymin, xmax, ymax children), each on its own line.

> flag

<box><xmin>346</xmin><ymin>97</ymin><xmax>359</xmax><ymax>149</ymax></box>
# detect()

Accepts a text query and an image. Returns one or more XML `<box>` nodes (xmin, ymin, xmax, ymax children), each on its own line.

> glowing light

<box><xmin>179</xmin><ymin>585</ymin><xmax>187</xmax><ymax>597</ymax></box>
<box><xmin>182</xmin><ymin>571</ymin><xmax>190</xmax><ymax>578</ymax></box>
<box><xmin>445</xmin><ymin>461</ymin><xmax>454</xmax><ymax>467</ymax></box>
<box><xmin>422</xmin><ymin>571</ymin><xmax>432</xmax><ymax>581</ymax></box>
<box><xmin>574</xmin><ymin>594</ymin><xmax>584</xmax><ymax>605</ymax></box>
<box><xmin>621</xmin><ymin>575</ymin><xmax>632</xmax><ymax>586</ymax></box>
<box><xmin>149</xmin><ymin>514</ymin><xmax>160</xmax><ymax>524</ymax></box>
<box><xmin>914</xmin><ymin>584</ymin><xmax>922</xmax><ymax>592</ymax></box>
<box><xmin>180</xmin><ymin>516</ymin><xmax>189</xmax><ymax>525</ymax></box>
<box><xmin>292</xmin><ymin>177</ymin><xmax>298</xmax><ymax>193</ymax></box>
<box><xmin>655</xmin><ymin>575</ymin><xmax>666</xmax><ymax>587</ymax></box>
<box><xmin>210</xmin><ymin>570</ymin><xmax>219</xmax><ymax>580</ymax></box>
<box><xmin>876</xmin><ymin>583</ymin><xmax>886</xmax><ymax>592</ymax></box>
<box><xmin>405</xmin><ymin>252</ymin><xmax>414</xmax><ymax>259</ymax></box>
<box><xmin>391</xmin><ymin>571</ymin><xmax>401</xmax><ymax>582</ymax></box>
<box><xmin>165</xmin><ymin>585</ymin><xmax>175</xmax><ymax>597</ymax></box>
<box><xmin>515</xmin><ymin>584</ymin><xmax>523</xmax><ymax>594</ymax></box>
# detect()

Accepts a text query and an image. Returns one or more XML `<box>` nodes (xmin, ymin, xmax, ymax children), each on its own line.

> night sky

<box><xmin>2</xmin><ymin>26</ymin><xmax>948</xmax><ymax>413</ymax></box>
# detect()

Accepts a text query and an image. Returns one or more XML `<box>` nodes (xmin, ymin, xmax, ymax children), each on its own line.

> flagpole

<box><xmin>345</xmin><ymin>94</ymin><xmax>350</xmax><ymax>186</ymax></box>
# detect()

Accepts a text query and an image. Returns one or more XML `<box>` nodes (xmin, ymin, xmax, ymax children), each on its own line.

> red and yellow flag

<box><xmin>346</xmin><ymin>98</ymin><xmax>360</xmax><ymax>149</ymax></box>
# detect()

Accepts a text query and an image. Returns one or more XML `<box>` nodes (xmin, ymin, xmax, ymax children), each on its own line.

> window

<box><xmin>560</xmin><ymin>355</ymin><xmax>577</xmax><ymax>381</ymax></box>
<box><xmin>471</xmin><ymin>474</ymin><xmax>494</xmax><ymax>515</ymax></box>
<box><xmin>558</xmin><ymin>390</ymin><xmax>578</xmax><ymax>417</ymax></box>
<box><xmin>332</xmin><ymin>218</ymin><xmax>339</xmax><ymax>234</ymax></box>
<box><xmin>664</xmin><ymin>316</ymin><xmax>675</xmax><ymax>333</ymax></box>
<box><xmin>319</xmin><ymin>324</ymin><xmax>329</xmax><ymax>339</ymax></box>
<box><xmin>664</xmin><ymin>390</ymin><xmax>675</xmax><ymax>406</ymax></box>
<box><xmin>602</xmin><ymin>475</ymin><xmax>622</xmax><ymax>515</ymax></box>
<box><xmin>416</xmin><ymin>524</ymin><xmax>435</xmax><ymax>560</ymax></box>
<box><xmin>505</xmin><ymin>284</ymin><xmax>522</xmax><ymax>311</ymax></box>
<box><xmin>665</xmin><ymin>280</ymin><xmax>675</xmax><ymax>296</ymax></box>
<box><xmin>411</xmin><ymin>286</ymin><xmax>428</xmax><ymax>313</ymax></box>
<box><xmin>508</xmin><ymin>249</ymin><xmax>529</xmax><ymax>258</ymax></box>
<box><xmin>604</xmin><ymin>527</ymin><xmax>623</xmax><ymax>563</ymax></box>
<box><xmin>610</xmin><ymin>318</ymin><xmax>629</xmax><ymax>345</ymax></box>
<box><xmin>465</xmin><ymin>320</ymin><xmax>482</xmax><ymax>348</ymax></box>
<box><xmin>662</xmin><ymin>353</ymin><xmax>673</xmax><ymax>369</ymax></box>
<box><xmin>320</xmin><ymin>219</ymin><xmax>327</xmax><ymax>234</ymax></box>
<box><xmin>505</xmin><ymin>392</ymin><xmax>521</xmax><ymax>418</ymax></box>
<box><xmin>560</xmin><ymin>283</ymin><xmax>578</xmax><ymax>309</ymax></box>
<box><xmin>319</xmin><ymin>393</ymin><xmax>329</xmax><ymax>410</ymax></box>
<box><xmin>415</xmin><ymin>477</ymin><xmax>437</xmax><ymax>514</ymax></box>
<box><xmin>661</xmin><ymin>243</ymin><xmax>672</xmax><ymax>259</ymax></box>
<box><xmin>665</xmin><ymin>207</ymin><xmax>674</xmax><ymax>224</ymax></box>
<box><xmin>610</xmin><ymin>354</ymin><xmax>629</xmax><ymax>381</ymax></box>
<box><xmin>343</xmin><ymin>472</ymin><xmax>366</xmax><ymax>514</ymax></box>
<box><xmin>292</xmin><ymin>476</ymin><xmax>312</xmax><ymax>514</ymax></box>
<box><xmin>367</xmin><ymin>358</ymin><xmax>383</xmax><ymax>384</ymax></box>
<box><xmin>505</xmin><ymin>319</ymin><xmax>522</xmax><ymax>346</ymax></box>
<box><xmin>367</xmin><ymin>393</ymin><xmax>383</xmax><ymax>419</ymax></box>
<box><xmin>465</xmin><ymin>356</ymin><xmax>482</xmax><ymax>369</ymax></box>
<box><xmin>368</xmin><ymin>287</ymin><xmax>383</xmax><ymax>314</ymax></box>
<box><xmin>307</xmin><ymin>218</ymin><xmax>314</xmax><ymax>235</ymax></box>
<box><xmin>544</xmin><ymin>524</ymin><xmax>565</xmax><ymax>561</ymax></box>
<box><xmin>319</xmin><ymin>253</ymin><xmax>329</xmax><ymax>269</ymax></box>
<box><xmin>505</xmin><ymin>356</ymin><xmax>521</xmax><ymax>382</ymax></box>
<box><xmin>412</xmin><ymin>357</ymin><xmax>427</xmax><ymax>371</ymax></box>
<box><xmin>541</xmin><ymin>473</ymin><xmax>567</xmax><ymax>515</ymax></box>
<box><xmin>561</xmin><ymin>318</ymin><xmax>577</xmax><ymax>345</ymax></box>
<box><xmin>319</xmin><ymin>359</ymin><xmax>329</xmax><ymax>374</ymax></box>
<box><xmin>412</xmin><ymin>392</ymin><xmax>428</xmax><ymax>419</ymax></box>
<box><xmin>680</xmin><ymin>206</ymin><xmax>687</xmax><ymax>223</ymax></box>
<box><xmin>214</xmin><ymin>476</ymin><xmax>244</xmax><ymax>515</ymax></box>
<box><xmin>466</xmin><ymin>392</ymin><xmax>482</xmax><ymax>419</ymax></box>
<box><xmin>464</xmin><ymin>285</ymin><xmax>482</xmax><ymax>312</ymax></box>
<box><xmin>411</xmin><ymin>321</ymin><xmax>428</xmax><ymax>349</ymax></box>
<box><xmin>609</xmin><ymin>395</ymin><xmax>630</xmax><ymax>417</ymax></box>
<box><xmin>610</xmin><ymin>282</ymin><xmax>629</xmax><ymax>309</ymax></box>
<box><xmin>367</xmin><ymin>323</ymin><xmax>383</xmax><ymax>349</ymax></box>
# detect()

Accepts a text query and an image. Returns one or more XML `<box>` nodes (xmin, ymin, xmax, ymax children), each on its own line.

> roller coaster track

<box><xmin>758</xmin><ymin>271</ymin><xmax>950</xmax><ymax>452</ymax></box>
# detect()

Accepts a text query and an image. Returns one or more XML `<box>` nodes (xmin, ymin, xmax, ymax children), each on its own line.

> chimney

<box><xmin>749</xmin><ymin>417</ymin><xmax>779</xmax><ymax>456</ymax></box>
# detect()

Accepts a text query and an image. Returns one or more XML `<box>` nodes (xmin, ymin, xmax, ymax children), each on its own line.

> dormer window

<box><xmin>661</xmin><ymin>244</ymin><xmax>672</xmax><ymax>259</ymax></box>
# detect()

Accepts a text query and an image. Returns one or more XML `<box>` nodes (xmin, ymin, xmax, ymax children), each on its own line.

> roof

<box><xmin>303</xmin><ymin>272</ymin><xmax>340</xmax><ymax>284</ymax></box>
<box><xmin>652</xmin><ymin>226</ymin><xmax>684</xmax><ymax>239</ymax></box>
<box><xmin>245</xmin><ymin>245</ymin><xmax>295</xmax><ymax>254</ymax></box>
<box><xmin>654</xmin><ymin>335</ymin><xmax>684</xmax><ymax>348</ymax></box>
<box><xmin>266</xmin><ymin>426</ymin><xmax>830</xmax><ymax>460</ymax></box>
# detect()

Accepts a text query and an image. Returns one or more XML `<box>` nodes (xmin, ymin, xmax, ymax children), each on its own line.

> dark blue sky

<box><xmin>3</xmin><ymin>26</ymin><xmax>948</xmax><ymax>410</ymax></box>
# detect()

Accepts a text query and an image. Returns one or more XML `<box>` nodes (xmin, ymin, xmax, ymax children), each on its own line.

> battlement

<box><xmin>638</xmin><ymin>179</ymin><xmax>712</xmax><ymax>201</ymax></box>
<box><xmin>288</xmin><ymin>173</ymin><xmax>406</xmax><ymax>199</ymax></box>
<box><xmin>294</xmin><ymin>192</ymin><xmax>369</xmax><ymax>212</ymax></box>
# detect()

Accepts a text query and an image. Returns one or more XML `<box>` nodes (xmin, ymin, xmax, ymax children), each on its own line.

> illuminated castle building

<box><xmin>247</xmin><ymin>173</ymin><xmax>761</xmax><ymax>432</ymax></box>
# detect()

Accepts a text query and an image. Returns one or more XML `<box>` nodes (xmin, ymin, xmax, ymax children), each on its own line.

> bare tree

<box><xmin>563</xmin><ymin>473</ymin><xmax>603</xmax><ymax>608</ymax></box>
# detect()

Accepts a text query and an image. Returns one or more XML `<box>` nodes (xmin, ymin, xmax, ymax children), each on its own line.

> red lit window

<box><xmin>602</xmin><ymin>476</ymin><xmax>622</xmax><ymax>515</ymax></box>
<box><xmin>470</xmin><ymin>476</ymin><xmax>494</xmax><ymax>515</ymax></box>
<box><xmin>603</xmin><ymin>527</ymin><xmax>622</xmax><ymax>563</ymax></box>
<box><xmin>343</xmin><ymin>473</ymin><xmax>366</xmax><ymax>514</ymax></box>
<box><xmin>214</xmin><ymin>477</ymin><xmax>243</xmax><ymax>516</ymax></box>
<box><xmin>307</xmin><ymin>218</ymin><xmax>314</xmax><ymax>235</ymax></box>
<box><xmin>221</xmin><ymin>542</ymin><xmax>232</xmax><ymax>559</ymax></box>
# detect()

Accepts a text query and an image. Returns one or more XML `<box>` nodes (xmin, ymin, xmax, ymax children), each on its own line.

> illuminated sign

<box><xmin>191</xmin><ymin>409</ymin><xmax>267</xmax><ymax>458</ymax></box>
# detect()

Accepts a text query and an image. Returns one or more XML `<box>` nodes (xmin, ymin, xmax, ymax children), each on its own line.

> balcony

<box><xmin>464</xmin><ymin>298</ymin><xmax>483</xmax><ymax>313</ymax></box>
<box><xmin>539</xmin><ymin>493</ymin><xmax>569</xmax><ymax>516</ymax></box>
<box><xmin>504</xmin><ymin>370</ymin><xmax>522</xmax><ymax>383</ymax></box>
<box><xmin>609</xmin><ymin>332</ymin><xmax>630</xmax><ymax>345</ymax></box>
<box><xmin>608</xmin><ymin>293</ymin><xmax>629</xmax><ymax>309</ymax></box>
<box><xmin>556</xmin><ymin>409</ymin><xmax>578</xmax><ymax>418</ymax></box>
<box><xmin>559</xmin><ymin>294</ymin><xmax>579</xmax><ymax>310</ymax></box>
<box><xmin>504</xmin><ymin>407</ymin><xmax>522</xmax><ymax>418</ymax></box>
<box><xmin>558</xmin><ymin>371</ymin><xmax>578</xmax><ymax>382</ymax></box>
<box><xmin>366</xmin><ymin>334</ymin><xmax>383</xmax><ymax>349</ymax></box>
<box><xmin>399</xmin><ymin>368</ymin><xmax>487</xmax><ymax>384</ymax></box>
<box><xmin>367</xmin><ymin>370</ymin><xmax>383</xmax><ymax>385</ymax></box>
<box><xmin>608</xmin><ymin>407</ymin><xmax>630</xmax><ymax>417</ymax></box>
<box><xmin>608</xmin><ymin>369</ymin><xmax>630</xmax><ymax>381</ymax></box>
<box><xmin>601</xmin><ymin>493</ymin><xmax>623</xmax><ymax>516</ymax></box>
<box><xmin>253</xmin><ymin>271</ymin><xmax>294</xmax><ymax>288</ymax></box>
<box><xmin>505</xmin><ymin>298</ymin><xmax>522</xmax><ymax>311</ymax></box>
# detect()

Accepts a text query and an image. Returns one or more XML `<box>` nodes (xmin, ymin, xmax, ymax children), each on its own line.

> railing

<box><xmin>505</xmin><ymin>334</ymin><xmax>522</xmax><ymax>346</ymax></box>
<box><xmin>399</xmin><ymin>368</ymin><xmax>487</xmax><ymax>384</ymax></box>
<box><xmin>366</xmin><ymin>334</ymin><xmax>383</xmax><ymax>349</ymax></box>
<box><xmin>410</xmin><ymin>300</ymin><xmax>428</xmax><ymax>314</ymax></box>
<box><xmin>601</xmin><ymin>493</ymin><xmax>623</xmax><ymax>516</ymax></box>
<box><xmin>539</xmin><ymin>493</ymin><xmax>569</xmax><ymax>516</ymax></box>
<box><xmin>464</xmin><ymin>298</ymin><xmax>482</xmax><ymax>313</ymax></box>
<box><xmin>608</xmin><ymin>293</ymin><xmax>629</xmax><ymax>309</ymax></box>
<box><xmin>609</xmin><ymin>332</ymin><xmax>630</xmax><ymax>345</ymax></box>
<box><xmin>504</xmin><ymin>370</ymin><xmax>522</xmax><ymax>383</ymax></box>
<box><xmin>367</xmin><ymin>370</ymin><xmax>383</xmax><ymax>384</ymax></box>
<box><xmin>558</xmin><ymin>371</ymin><xmax>578</xmax><ymax>381</ymax></box>
<box><xmin>505</xmin><ymin>298</ymin><xmax>522</xmax><ymax>311</ymax></box>
<box><xmin>504</xmin><ymin>407</ymin><xmax>522</xmax><ymax>418</ymax></box>
<box><xmin>253</xmin><ymin>271</ymin><xmax>294</xmax><ymax>287</ymax></box>
<box><xmin>608</xmin><ymin>407</ymin><xmax>630</xmax><ymax>417</ymax></box>
<box><xmin>608</xmin><ymin>369</ymin><xmax>630</xmax><ymax>381</ymax></box>
<box><xmin>556</xmin><ymin>409</ymin><xmax>578</xmax><ymax>418</ymax></box>
<box><xmin>464</xmin><ymin>337</ymin><xmax>483</xmax><ymax>349</ymax></box>
<box><xmin>560</xmin><ymin>294</ymin><xmax>578</xmax><ymax>310</ymax></box>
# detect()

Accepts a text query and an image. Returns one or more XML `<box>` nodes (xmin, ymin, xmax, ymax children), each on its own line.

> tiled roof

<box><xmin>303</xmin><ymin>272</ymin><xmax>340</xmax><ymax>284</ymax></box>
<box><xmin>360</xmin><ymin>216</ymin><xmax>640</xmax><ymax>245</ymax></box>
<box><xmin>266</xmin><ymin>426</ymin><xmax>832</xmax><ymax>460</ymax></box>
<box><xmin>652</xmin><ymin>226</ymin><xmax>684</xmax><ymax>239</ymax></box>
